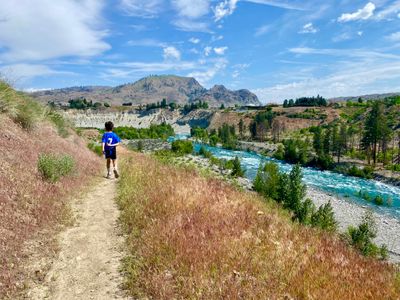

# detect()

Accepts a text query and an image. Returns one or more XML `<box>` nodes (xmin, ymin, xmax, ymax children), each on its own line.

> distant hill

<box><xmin>329</xmin><ymin>92</ymin><xmax>400</xmax><ymax>103</ymax></box>
<box><xmin>30</xmin><ymin>75</ymin><xmax>261</xmax><ymax>107</ymax></box>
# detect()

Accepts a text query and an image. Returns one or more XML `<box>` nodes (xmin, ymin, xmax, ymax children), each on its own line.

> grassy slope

<box><xmin>118</xmin><ymin>153</ymin><xmax>400</xmax><ymax>299</ymax></box>
<box><xmin>0</xmin><ymin>82</ymin><xmax>101</xmax><ymax>298</ymax></box>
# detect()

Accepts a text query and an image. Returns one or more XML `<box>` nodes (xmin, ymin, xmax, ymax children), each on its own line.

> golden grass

<box><xmin>0</xmin><ymin>82</ymin><xmax>101</xmax><ymax>298</ymax></box>
<box><xmin>118</xmin><ymin>153</ymin><xmax>400</xmax><ymax>299</ymax></box>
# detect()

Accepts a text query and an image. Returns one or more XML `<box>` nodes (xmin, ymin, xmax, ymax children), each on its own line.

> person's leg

<box><xmin>112</xmin><ymin>159</ymin><xmax>119</xmax><ymax>178</ymax></box>
<box><xmin>106</xmin><ymin>158</ymin><xmax>111</xmax><ymax>178</ymax></box>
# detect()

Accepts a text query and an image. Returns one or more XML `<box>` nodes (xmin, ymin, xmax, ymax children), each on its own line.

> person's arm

<box><xmin>101</xmin><ymin>134</ymin><xmax>106</xmax><ymax>154</ymax></box>
<box><xmin>107</xmin><ymin>134</ymin><xmax>120</xmax><ymax>147</ymax></box>
<box><xmin>106</xmin><ymin>142</ymin><xmax>119</xmax><ymax>147</ymax></box>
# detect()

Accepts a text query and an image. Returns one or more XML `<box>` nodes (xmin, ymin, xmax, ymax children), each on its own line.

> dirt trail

<box><xmin>27</xmin><ymin>177</ymin><xmax>128</xmax><ymax>300</ymax></box>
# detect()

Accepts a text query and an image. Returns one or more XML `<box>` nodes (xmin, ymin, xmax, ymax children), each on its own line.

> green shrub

<box><xmin>87</xmin><ymin>142</ymin><xmax>103</xmax><ymax>156</ymax></box>
<box><xmin>311</xmin><ymin>201</ymin><xmax>337</xmax><ymax>231</ymax></box>
<box><xmin>373</xmin><ymin>195</ymin><xmax>384</xmax><ymax>206</ymax></box>
<box><xmin>273</xmin><ymin>145</ymin><xmax>285</xmax><ymax>160</ymax></box>
<box><xmin>137</xmin><ymin>140</ymin><xmax>144</xmax><ymax>152</ymax></box>
<box><xmin>253</xmin><ymin>162</ymin><xmax>280</xmax><ymax>200</ymax></box>
<box><xmin>38</xmin><ymin>153</ymin><xmax>75</xmax><ymax>183</ymax></box>
<box><xmin>114</xmin><ymin>124</ymin><xmax>174</xmax><ymax>140</ymax></box>
<box><xmin>346</xmin><ymin>211</ymin><xmax>386</xmax><ymax>259</ymax></box>
<box><xmin>199</xmin><ymin>146</ymin><xmax>213</xmax><ymax>159</ymax></box>
<box><xmin>231</xmin><ymin>156</ymin><xmax>245</xmax><ymax>177</ymax></box>
<box><xmin>48</xmin><ymin>110</ymin><xmax>70</xmax><ymax>137</ymax></box>
<box><xmin>294</xmin><ymin>198</ymin><xmax>316</xmax><ymax>224</ymax></box>
<box><xmin>171</xmin><ymin>140</ymin><xmax>193</xmax><ymax>155</ymax></box>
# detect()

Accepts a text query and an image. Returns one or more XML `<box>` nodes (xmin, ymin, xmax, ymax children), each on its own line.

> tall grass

<box><xmin>0</xmin><ymin>80</ymin><xmax>71</xmax><ymax>134</ymax></box>
<box><xmin>38</xmin><ymin>153</ymin><xmax>75</xmax><ymax>183</ymax></box>
<box><xmin>117</xmin><ymin>153</ymin><xmax>400</xmax><ymax>299</ymax></box>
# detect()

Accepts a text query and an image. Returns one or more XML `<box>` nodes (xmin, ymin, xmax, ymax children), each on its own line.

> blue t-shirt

<box><xmin>102</xmin><ymin>132</ymin><xmax>120</xmax><ymax>149</ymax></box>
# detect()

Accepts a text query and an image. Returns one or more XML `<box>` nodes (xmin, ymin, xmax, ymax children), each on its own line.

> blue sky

<box><xmin>0</xmin><ymin>0</ymin><xmax>400</xmax><ymax>103</ymax></box>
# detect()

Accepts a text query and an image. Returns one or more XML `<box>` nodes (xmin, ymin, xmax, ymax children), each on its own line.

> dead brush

<box><xmin>118</xmin><ymin>152</ymin><xmax>400</xmax><ymax>299</ymax></box>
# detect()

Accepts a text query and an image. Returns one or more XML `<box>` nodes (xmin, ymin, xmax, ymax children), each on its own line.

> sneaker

<box><xmin>106</xmin><ymin>173</ymin><xmax>111</xmax><ymax>179</ymax></box>
<box><xmin>113</xmin><ymin>169</ymin><xmax>119</xmax><ymax>178</ymax></box>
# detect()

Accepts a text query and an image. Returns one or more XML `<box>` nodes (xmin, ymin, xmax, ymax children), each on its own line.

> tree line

<box><xmin>283</xmin><ymin>95</ymin><xmax>327</xmax><ymax>107</ymax></box>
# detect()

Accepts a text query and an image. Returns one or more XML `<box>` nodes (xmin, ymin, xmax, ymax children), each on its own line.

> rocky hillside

<box><xmin>30</xmin><ymin>75</ymin><xmax>261</xmax><ymax>107</ymax></box>
<box><xmin>329</xmin><ymin>92</ymin><xmax>400</xmax><ymax>102</ymax></box>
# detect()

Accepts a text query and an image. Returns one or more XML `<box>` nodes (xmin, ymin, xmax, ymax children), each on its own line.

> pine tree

<box><xmin>238</xmin><ymin>119</ymin><xmax>244</xmax><ymax>138</ymax></box>
<box><xmin>313</xmin><ymin>126</ymin><xmax>323</xmax><ymax>155</ymax></box>
<box><xmin>284</xmin><ymin>164</ymin><xmax>306</xmax><ymax>212</ymax></box>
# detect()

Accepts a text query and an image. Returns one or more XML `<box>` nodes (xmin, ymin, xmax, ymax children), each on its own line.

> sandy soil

<box><xmin>26</xmin><ymin>177</ymin><xmax>129</xmax><ymax>300</ymax></box>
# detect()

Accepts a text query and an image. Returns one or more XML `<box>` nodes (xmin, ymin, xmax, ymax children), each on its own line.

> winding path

<box><xmin>27</xmin><ymin>177</ymin><xmax>128</xmax><ymax>299</ymax></box>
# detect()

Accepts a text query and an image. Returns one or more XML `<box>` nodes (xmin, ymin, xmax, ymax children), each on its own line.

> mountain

<box><xmin>30</xmin><ymin>75</ymin><xmax>261</xmax><ymax>107</ymax></box>
<box><xmin>329</xmin><ymin>92</ymin><xmax>400</xmax><ymax>102</ymax></box>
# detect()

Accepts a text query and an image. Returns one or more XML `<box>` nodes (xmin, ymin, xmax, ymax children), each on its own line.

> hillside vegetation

<box><xmin>0</xmin><ymin>81</ymin><xmax>100</xmax><ymax>298</ymax></box>
<box><xmin>117</xmin><ymin>152</ymin><xmax>400</xmax><ymax>299</ymax></box>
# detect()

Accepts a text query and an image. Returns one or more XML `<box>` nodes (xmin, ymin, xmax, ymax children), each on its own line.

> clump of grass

<box><xmin>117</xmin><ymin>153</ymin><xmax>400</xmax><ymax>299</ymax></box>
<box><xmin>87</xmin><ymin>142</ymin><xmax>103</xmax><ymax>156</ymax></box>
<box><xmin>38</xmin><ymin>153</ymin><xmax>75</xmax><ymax>183</ymax></box>
<box><xmin>47</xmin><ymin>110</ymin><xmax>70</xmax><ymax>137</ymax></box>
<box><xmin>0</xmin><ymin>80</ymin><xmax>46</xmax><ymax>130</ymax></box>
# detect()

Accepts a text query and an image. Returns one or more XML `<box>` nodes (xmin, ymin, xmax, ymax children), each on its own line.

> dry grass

<box><xmin>118</xmin><ymin>153</ymin><xmax>400</xmax><ymax>299</ymax></box>
<box><xmin>0</xmin><ymin>92</ymin><xmax>101</xmax><ymax>297</ymax></box>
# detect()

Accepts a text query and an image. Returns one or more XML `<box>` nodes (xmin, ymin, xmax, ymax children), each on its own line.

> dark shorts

<box><xmin>105</xmin><ymin>147</ymin><xmax>117</xmax><ymax>160</ymax></box>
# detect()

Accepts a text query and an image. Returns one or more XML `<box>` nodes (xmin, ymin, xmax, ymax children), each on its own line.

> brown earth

<box><xmin>0</xmin><ymin>117</ymin><xmax>100</xmax><ymax>298</ymax></box>
<box><xmin>26</xmin><ymin>175</ymin><xmax>129</xmax><ymax>299</ymax></box>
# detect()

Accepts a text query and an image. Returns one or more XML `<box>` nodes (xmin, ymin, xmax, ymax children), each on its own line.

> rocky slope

<box><xmin>66</xmin><ymin>108</ymin><xmax>216</xmax><ymax>134</ymax></box>
<box><xmin>31</xmin><ymin>75</ymin><xmax>261</xmax><ymax>107</ymax></box>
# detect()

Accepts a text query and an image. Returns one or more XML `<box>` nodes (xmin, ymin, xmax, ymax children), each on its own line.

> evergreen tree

<box><xmin>231</xmin><ymin>156</ymin><xmax>245</xmax><ymax>177</ymax></box>
<box><xmin>311</xmin><ymin>202</ymin><xmax>337</xmax><ymax>231</ymax></box>
<box><xmin>362</xmin><ymin>101</ymin><xmax>389</xmax><ymax>165</ymax></box>
<box><xmin>313</xmin><ymin>126</ymin><xmax>323</xmax><ymax>155</ymax></box>
<box><xmin>238</xmin><ymin>118</ymin><xmax>245</xmax><ymax>138</ymax></box>
<box><xmin>323</xmin><ymin>128</ymin><xmax>331</xmax><ymax>155</ymax></box>
<box><xmin>284</xmin><ymin>164</ymin><xmax>306</xmax><ymax>212</ymax></box>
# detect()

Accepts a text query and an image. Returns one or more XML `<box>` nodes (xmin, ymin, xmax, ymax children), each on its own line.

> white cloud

<box><xmin>163</xmin><ymin>46</ymin><xmax>181</xmax><ymax>61</ymax></box>
<box><xmin>214</xmin><ymin>46</ymin><xmax>228</xmax><ymax>55</ymax></box>
<box><xmin>172</xmin><ymin>19</ymin><xmax>210</xmax><ymax>32</ymax></box>
<box><xmin>99</xmin><ymin>60</ymin><xmax>200</xmax><ymax>78</ymax></box>
<box><xmin>253</xmin><ymin>60</ymin><xmax>400</xmax><ymax>103</ymax></box>
<box><xmin>189</xmin><ymin>38</ymin><xmax>201</xmax><ymax>44</ymax></box>
<box><xmin>120</xmin><ymin>0</ymin><xmax>163</xmax><ymax>18</ymax></box>
<box><xmin>386</xmin><ymin>31</ymin><xmax>400</xmax><ymax>42</ymax></box>
<box><xmin>299</xmin><ymin>22</ymin><xmax>318</xmax><ymax>34</ymax></box>
<box><xmin>213</xmin><ymin>0</ymin><xmax>307</xmax><ymax>22</ymax></box>
<box><xmin>204</xmin><ymin>46</ymin><xmax>212</xmax><ymax>56</ymax></box>
<box><xmin>127</xmin><ymin>39</ymin><xmax>165</xmax><ymax>47</ymax></box>
<box><xmin>232</xmin><ymin>70</ymin><xmax>240</xmax><ymax>78</ymax></box>
<box><xmin>243</xmin><ymin>0</ymin><xmax>306</xmax><ymax>10</ymax></box>
<box><xmin>332</xmin><ymin>32</ymin><xmax>351</xmax><ymax>42</ymax></box>
<box><xmin>172</xmin><ymin>0</ymin><xmax>210</xmax><ymax>19</ymax></box>
<box><xmin>0</xmin><ymin>63</ymin><xmax>73</xmax><ymax>82</ymax></box>
<box><xmin>187</xmin><ymin>58</ymin><xmax>227</xmax><ymax>85</ymax></box>
<box><xmin>289</xmin><ymin>47</ymin><xmax>400</xmax><ymax>59</ymax></box>
<box><xmin>338</xmin><ymin>2</ymin><xmax>376</xmax><ymax>22</ymax></box>
<box><xmin>213</xmin><ymin>0</ymin><xmax>238</xmax><ymax>21</ymax></box>
<box><xmin>376</xmin><ymin>1</ymin><xmax>400</xmax><ymax>20</ymax></box>
<box><xmin>358</xmin><ymin>31</ymin><xmax>364</xmax><ymax>36</ymax></box>
<box><xmin>254</xmin><ymin>25</ymin><xmax>270</xmax><ymax>37</ymax></box>
<box><xmin>0</xmin><ymin>0</ymin><xmax>110</xmax><ymax>62</ymax></box>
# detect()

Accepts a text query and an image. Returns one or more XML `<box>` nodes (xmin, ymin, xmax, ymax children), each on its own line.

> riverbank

<box><xmin>238</xmin><ymin>140</ymin><xmax>400</xmax><ymax>187</ymax></box>
<box><xmin>176</xmin><ymin>153</ymin><xmax>400</xmax><ymax>263</ymax></box>
<box><xmin>307</xmin><ymin>187</ymin><xmax>400</xmax><ymax>263</ymax></box>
